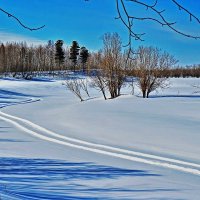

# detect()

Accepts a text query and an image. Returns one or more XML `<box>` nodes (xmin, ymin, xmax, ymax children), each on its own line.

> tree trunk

<box><xmin>142</xmin><ymin>90</ymin><xmax>146</xmax><ymax>98</ymax></box>
<box><xmin>146</xmin><ymin>88</ymin><xmax>151</xmax><ymax>98</ymax></box>
<box><xmin>117</xmin><ymin>87</ymin><xmax>120</xmax><ymax>97</ymax></box>
<box><xmin>102</xmin><ymin>90</ymin><xmax>107</xmax><ymax>100</ymax></box>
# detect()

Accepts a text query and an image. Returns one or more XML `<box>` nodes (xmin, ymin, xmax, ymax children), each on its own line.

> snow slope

<box><xmin>0</xmin><ymin>77</ymin><xmax>200</xmax><ymax>199</ymax></box>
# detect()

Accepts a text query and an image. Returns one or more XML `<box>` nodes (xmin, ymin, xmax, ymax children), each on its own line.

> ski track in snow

<box><xmin>0</xmin><ymin>109</ymin><xmax>200</xmax><ymax>176</ymax></box>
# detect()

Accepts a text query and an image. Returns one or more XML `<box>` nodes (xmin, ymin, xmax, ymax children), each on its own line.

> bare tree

<box><xmin>100</xmin><ymin>33</ymin><xmax>126</xmax><ymax>99</ymax></box>
<box><xmin>133</xmin><ymin>46</ymin><xmax>178</xmax><ymax>98</ymax></box>
<box><xmin>0</xmin><ymin>44</ymin><xmax>6</xmax><ymax>73</ymax></box>
<box><xmin>90</xmin><ymin>33</ymin><xmax>130</xmax><ymax>100</ymax></box>
<box><xmin>87</xmin><ymin>50</ymin><xmax>102</xmax><ymax>73</ymax></box>
<box><xmin>0</xmin><ymin>41</ymin><xmax>69</xmax><ymax>77</ymax></box>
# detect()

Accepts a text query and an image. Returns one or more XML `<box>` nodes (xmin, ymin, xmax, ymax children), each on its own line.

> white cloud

<box><xmin>0</xmin><ymin>31</ymin><xmax>46</xmax><ymax>46</ymax></box>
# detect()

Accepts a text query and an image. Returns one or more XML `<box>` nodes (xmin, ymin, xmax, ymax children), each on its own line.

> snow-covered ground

<box><xmin>0</xmin><ymin>76</ymin><xmax>200</xmax><ymax>199</ymax></box>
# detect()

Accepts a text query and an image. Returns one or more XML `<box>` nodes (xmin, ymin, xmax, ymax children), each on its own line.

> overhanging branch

<box><xmin>0</xmin><ymin>7</ymin><xmax>45</xmax><ymax>31</ymax></box>
<box><xmin>113</xmin><ymin>0</ymin><xmax>200</xmax><ymax>55</ymax></box>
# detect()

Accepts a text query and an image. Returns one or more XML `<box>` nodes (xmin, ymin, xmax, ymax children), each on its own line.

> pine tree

<box><xmin>55</xmin><ymin>40</ymin><xmax>65</xmax><ymax>69</ymax></box>
<box><xmin>69</xmin><ymin>41</ymin><xmax>80</xmax><ymax>72</ymax></box>
<box><xmin>79</xmin><ymin>47</ymin><xmax>89</xmax><ymax>73</ymax></box>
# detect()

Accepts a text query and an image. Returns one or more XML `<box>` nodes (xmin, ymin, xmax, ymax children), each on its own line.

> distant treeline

<box><xmin>166</xmin><ymin>66</ymin><xmax>200</xmax><ymax>78</ymax></box>
<box><xmin>0</xmin><ymin>40</ymin><xmax>199</xmax><ymax>79</ymax></box>
<box><xmin>0</xmin><ymin>40</ymin><xmax>91</xmax><ymax>79</ymax></box>
<box><xmin>130</xmin><ymin>65</ymin><xmax>200</xmax><ymax>78</ymax></box>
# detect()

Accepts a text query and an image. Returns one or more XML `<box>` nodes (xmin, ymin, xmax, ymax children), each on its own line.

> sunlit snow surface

<box><xmin>0</xmin><ymin>76</ymin><xmax>200</xmax><ymax>199</ymax></box>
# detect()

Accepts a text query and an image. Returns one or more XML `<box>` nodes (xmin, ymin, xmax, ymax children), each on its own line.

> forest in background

<box><xmin>0</xmin><ymin>37</ymin><xmax>199</xmax><ymax>79</ymax></box>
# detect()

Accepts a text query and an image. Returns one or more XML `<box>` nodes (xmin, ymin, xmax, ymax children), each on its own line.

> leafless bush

<box><xmin>65</xmin><ymin>78</ymin><xmax>92</xmax><ymax>101</ymax></box>
<box><xmin>80</xmin><ymin>79</ymin><xmax>90</xmax><ymax>97</ymax></box>
<box><xmin>192</xmin><ymin>84</ymin><xmax>200</xmax><ymax>94</ymax></box>
<box><xmin>65</xmin><ymin>79</ymin><xmax>84</xmax><ymax>102</ymax></box>
<box><xmin>91</xmin><ymin>73</ymin><xmax>107</xmax><ymax>100</ymax></box>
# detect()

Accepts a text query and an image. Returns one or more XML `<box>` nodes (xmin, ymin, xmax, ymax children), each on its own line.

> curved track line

<box><xmin>0</xmin><ymin>114</ymin><xmax>200</xmax><ymax>176</ymax></box>
<box><xmin>0</xmin><ymin>111</ymin><xmax>200</xmax><ymax>169</ymax></box>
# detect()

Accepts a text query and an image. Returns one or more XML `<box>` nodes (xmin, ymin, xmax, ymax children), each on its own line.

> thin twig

<box><xmin>171</xmin><ymin>0</ymin><xmax>200</xmax><ymax>23</ymax></box>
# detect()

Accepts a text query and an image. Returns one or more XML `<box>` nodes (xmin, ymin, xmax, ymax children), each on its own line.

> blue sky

<box><xmin>0</xmin><ymin>0</ymin><xmax>199</xmax><ymax>65</ymax></box>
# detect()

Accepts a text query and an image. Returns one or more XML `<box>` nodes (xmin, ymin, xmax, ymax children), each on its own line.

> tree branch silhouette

<box><xmin>171</xmin><ymin>0</ymin><xmax>200</xmax><ymax>23</ymax></box>
<box><xmin>84</xmin><ymin>0</ymin><xmax>199</xmax><ymax>57</ymax></box>
<box><xmin>0</xmin><ymin>7</ymin><xmax>45</xmax><ymax>31</ymax></box>
<box><xmin>114</xmin><ymin>0</ymin><xmax>200</xmax><ymax>55</ymax></box>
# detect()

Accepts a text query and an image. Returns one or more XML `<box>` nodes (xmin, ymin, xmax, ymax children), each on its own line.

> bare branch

<box><xmin>127</xmin><ymin>0</ymin><xmax>200</xmax><ymax>39</ymax></box>
<box><xmin>129</xmin><ymin>16</ymin><xmax>176</xmax><ymax>26</ymax></box>
<box><xmin>115</xmin><ymin>0</ymin><xmax>145</xmax><ymax>41</ymax></box>
<box><xmin>111</xmin><ymin>0</ymin><xmax>199</xmax><ymax>56</ymax></box>
<box><xmin>80</xmin><ymin>79</ymin><xmax>90</xmax><ymax>97</ymax></box>
<box><xmin>91</xmin><ymin>74</ymin><xmax>107</xmax><ymax>100</ymax></box>
<box><xmin>171</xmin><ymin>0</ymin><xmax>200</xmax><ymax>23</ymax></box>
<box><xmin>0</xmin><ymin>7</ymin><xmax>45</xmax><ymax>31</ymax></box>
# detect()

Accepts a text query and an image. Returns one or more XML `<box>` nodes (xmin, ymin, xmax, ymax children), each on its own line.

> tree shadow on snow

<box><xmin>0</xmin><ymin>157</ymin><xmax>182</xmax><ymax>200</ymax></box>
<box><xmin>31</xmin><ymin>78</ymin><xmax>55</xmax><ymax>82</ymax></box>
<box><xmin>0</xmin><ymin>89</ymin><xmax>40</xmax><ymax>98</ymax></box>
<box><xmin>0</xmin><ymin>89</ymin><xmax>42</xmax><ymax>109</ymax></box>
<box><xmin>1</xmin><ymin>77</ymin><xmax>54</xmax><ymax>83</ymax></box>
<box><xmin>0</xmin><ymin>139</ymin><xmax>31</xmax><ymax>143</ymax></box>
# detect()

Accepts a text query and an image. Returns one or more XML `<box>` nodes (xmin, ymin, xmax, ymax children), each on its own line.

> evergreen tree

<box><xmin>55</xmin><ymin>40</ymin><xmax>65</xmax><ymax>68</ymax></box>
<box><xmin>69</xmin><ymin>41</ymin><xmax>80</xmax><ymax>71</ymax></box>
<box><xmin>79</xmin><ymin>47</ymin><xmax>89</xmax><ymax>73</ymax></box>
